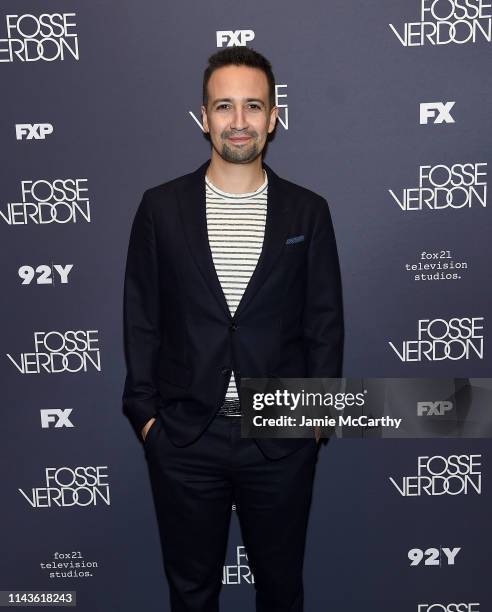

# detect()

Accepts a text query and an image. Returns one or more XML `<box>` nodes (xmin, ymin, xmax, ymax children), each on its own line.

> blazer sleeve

<box><xmin>302</xmin><ymin>197</ymin><xmax>344</xmax><ymax>378</ymax></box>
<box><xmin>122</xmin><ymin>190</ymin><xmax>161</xmax><ymax>443</ymax></box>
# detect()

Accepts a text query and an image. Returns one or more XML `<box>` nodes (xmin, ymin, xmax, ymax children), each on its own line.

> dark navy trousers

<box><xmin>144</xmin><ymin>413</ymin><xmax>318</xmax><ymax>612</ymax></box>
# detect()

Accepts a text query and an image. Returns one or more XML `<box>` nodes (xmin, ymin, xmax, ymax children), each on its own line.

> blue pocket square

<box><xmin>285</xmin><ymin>234</ymin><xmax>305</xmax><ymax>245</ymax></box>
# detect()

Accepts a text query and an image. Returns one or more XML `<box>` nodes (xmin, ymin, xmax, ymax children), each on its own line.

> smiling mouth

<box><xmin>228</xmin><ymin>136</ymin><xmax>251</xmax><ymax>143</ymax></box>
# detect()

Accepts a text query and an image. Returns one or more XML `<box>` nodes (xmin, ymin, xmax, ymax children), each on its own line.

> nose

<box><xmin>230</xmin><ymin>105</ymin><xmax>247</xmax><ymax>131</ymax></box>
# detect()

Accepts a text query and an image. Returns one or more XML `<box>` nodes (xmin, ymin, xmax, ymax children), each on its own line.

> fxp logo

<box><xmin>417</xmin><ymin>401</ymin><xmax>453</xmax><ymax>416</ymax></box>
<box><xmin>16</xmin><ymin>123</ymin><xmax>54</xmax><ymax>140</ymax></box>
<box><xmin>216</xmin><ymin>30</ymin><xmax>255</xmax><ymax>47</ymax></box>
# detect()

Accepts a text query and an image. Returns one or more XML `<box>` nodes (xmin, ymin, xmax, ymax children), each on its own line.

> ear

<box><xmin>267</xmin><ymin>105</ymin><xmax>278</xmax><ymax>134</ymax></box>
<box><xmin>201</xmin><ymin>105</ymin><xmax>209</xmax><ymax>133</ymax></box>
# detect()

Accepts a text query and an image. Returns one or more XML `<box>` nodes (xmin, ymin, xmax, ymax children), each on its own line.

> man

<box><xmin>122</xmin><ymin>46</ymin><xmax>344</xmax><ymax>612</ymax></box>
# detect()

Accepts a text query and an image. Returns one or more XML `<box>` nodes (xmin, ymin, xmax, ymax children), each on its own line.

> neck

<box><xmin>206</xmin><ymin>151</ymin><xmax>265</xmax><ymax>194</ymax></box>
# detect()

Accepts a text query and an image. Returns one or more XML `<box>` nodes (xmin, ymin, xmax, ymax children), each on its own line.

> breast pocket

<box><xmin>282</xmin><ymin>237</ymin><xmax>307</xmax><ymax>271</ymax></box>
<box><xmin>285</xmin><ymin>234</ymin><xmax>305</xmax><ymax>246</ymax></box>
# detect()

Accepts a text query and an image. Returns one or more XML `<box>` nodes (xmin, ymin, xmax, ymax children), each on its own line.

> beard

<box><xmin>221</xmin><ymin>143</ymin><xmax>259</xmax><ymax>163</ymax></box>
<box><xmin>218</xmin><ymin>134</ymin><xmax>261</xmax><ymax>164</ymax></box>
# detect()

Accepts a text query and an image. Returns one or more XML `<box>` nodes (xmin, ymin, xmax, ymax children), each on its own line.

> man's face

<box><xmin>202</xmin><ymin>65</ymin><xmax>277</xmax><ymax>164</ymax></box>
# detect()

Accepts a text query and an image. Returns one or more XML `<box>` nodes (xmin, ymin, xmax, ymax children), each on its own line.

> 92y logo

<box><xmin>18</xmin><ymin>264</ymin><xmax>73</xmax><ymax>285</ymax></box>
<box><xmin>408</xmin><ymin>547</ymin><xmax>461</xmax><ymax>566</ymax></box>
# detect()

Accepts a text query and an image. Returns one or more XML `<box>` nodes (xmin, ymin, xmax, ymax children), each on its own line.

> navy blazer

<box><xmin>122</xmin><ymin>159</ymin><xmax>344</xmax><ymax>459</ymax></box>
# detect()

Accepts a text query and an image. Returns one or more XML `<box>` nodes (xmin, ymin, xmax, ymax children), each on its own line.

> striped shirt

<box><xmin>205</xmin><ymin>169</ymin><xmax>268</xmax><ymax>416</ymax></box>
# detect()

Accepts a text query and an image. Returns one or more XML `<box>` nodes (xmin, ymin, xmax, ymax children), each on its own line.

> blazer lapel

<box><xmin>233</xmin><ymin>161</ymin><xmax>289</xmax><ymax>320</ymax></box>
<box><xmin>178</xmin><ymin>159</ymin><xmax>290</xmax><ymax>321</ymax></box>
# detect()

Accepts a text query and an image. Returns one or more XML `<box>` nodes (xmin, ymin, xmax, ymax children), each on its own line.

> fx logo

<box><xmin>216</xmin><ymin>30</ymin><xmax>255</xmax><ymax>47</ymax></box>
<box><xmin>40</xmin><ymin>408</ymin><xmax>73</xmax><ymax>428</ymax></box>
<box><xmin>15</xmin><ymin>123</ymin><xmax>54</xmax><ymax>140</ymax></box>
<box><xmin>417</xmin><ymin>401</ymin><xmax>453</xmax><ymax>416</ymax></box>
<box><xmin>420</xmin><ymin>102</ymin><xmax>455</xmax><ymax>125</ymax></box>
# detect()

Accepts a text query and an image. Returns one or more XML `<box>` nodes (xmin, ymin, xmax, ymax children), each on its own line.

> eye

<box><xmin>248</xmin><ymin>103</ymin><xmax>261</xmax><ymax>110</ymax></box>
<box><xmin>216</xmin><ymin>104</ymin><xmax>230</xmax><ymax>110</ymax></box>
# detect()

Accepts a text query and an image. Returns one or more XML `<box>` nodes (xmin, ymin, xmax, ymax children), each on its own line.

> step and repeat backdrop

<box><xmin>1</xmin><ymin>1</ymin><xmax>491</xmax><ymax>610</ymax></box>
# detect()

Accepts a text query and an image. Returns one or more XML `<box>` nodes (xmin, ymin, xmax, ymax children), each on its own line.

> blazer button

<box><xmin>221</xmin><ymin>367</ymin><xmax>231</xmax><ymax>375</ymax></box>
<box><xmin>230</xmin><ymin>324</ymin><xmax>238</xmax><ymax>331</ymax></box>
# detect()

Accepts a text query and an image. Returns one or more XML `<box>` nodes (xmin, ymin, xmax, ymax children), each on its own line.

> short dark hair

<box><xmin>202</xmin><ymin>47</ymin><xmax>276</xmax><ymax>111</ymax></box>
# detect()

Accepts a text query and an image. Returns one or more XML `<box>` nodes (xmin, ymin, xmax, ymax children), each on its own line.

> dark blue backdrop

<box><xmin>1</xmin><ymin>1</ymin><xmax>491</xmax><ymax>610</ymax></box>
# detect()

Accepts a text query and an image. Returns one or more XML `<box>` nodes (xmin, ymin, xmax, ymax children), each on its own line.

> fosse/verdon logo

<box><xmin>0</xmin><ymin>179</ymin><xmax>90</xmax><ymax>225</ymax></box>
<box><xmin>40</xmin><ymin>408</ymin><xmax>73</xmax><ymax>428</ymax></box>
<box><xmin>420</xmin><ymin>101</ymin><xmax>455</xmax><ymax>124</ymax></box>
<box><xmin>6</xmin><ymin>330</ymin><xmax>101</xmax><ymax>374</ymax></box>
<box><xmin>216</xmin><ymin>30</ymin><xmax>255</xmax><ymax>47</ymax></box>
<box><xmin>276</xmin><ymin>84</ymin><xmax>289</xmax><ymax>130</ymax></box>
<box><xmin>223</xmin><ymin>546</ymin><xmax>254</xmax><ymax>585</ymax></box>
<box><xmin>16</xmin><ymin>123</ymin><xmax>53</xmax><ymax>140</ymax></box>
<box><xmin>390</xmin><ymin>454</ymin><xmax>482</xmax><ymax>496</ymax></box>
<box><xmin>18</xmin><ymin>264</ymin><xmax>74</xmax><ymax>286</ymax></box>
<box><xmin>18</xmin><ymin>466</ymin><xmax>110</xmax><ymax>508</ymax></box>
<box><xmin>389</xmin><ymin>316</ymin><xmax>484</xmax><ymax>361</ymax></box>
<box><xmin>417</xmin><ymin>603</ymin><xmax>480</xmax><ymax>611</ymax></box>
<box><xmin>0</xmin><ymin>13</ymin><xmax>79</xmax><ymax>62</ymax></box>
<box><xmin>388</xmin><ymin>162</ymin><xmax>487</xmax><ymax>211</ymax></box>
<box><xmin>389</xmin><ymin>1</ymin><xmax>492</xmax><ymax>46</ymax></box>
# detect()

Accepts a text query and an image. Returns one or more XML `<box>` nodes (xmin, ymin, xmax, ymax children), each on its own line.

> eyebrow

<box><xmin>211</xmin><ymin>98</ymin><xmax>265</xmax><ymax>106</ymax></box>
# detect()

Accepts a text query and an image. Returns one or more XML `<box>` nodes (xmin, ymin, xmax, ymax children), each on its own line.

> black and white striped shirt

<box><xmin>205</xmin><ymin>170</ymin><xmax>268</xmax><ymax>416</ymax></box>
